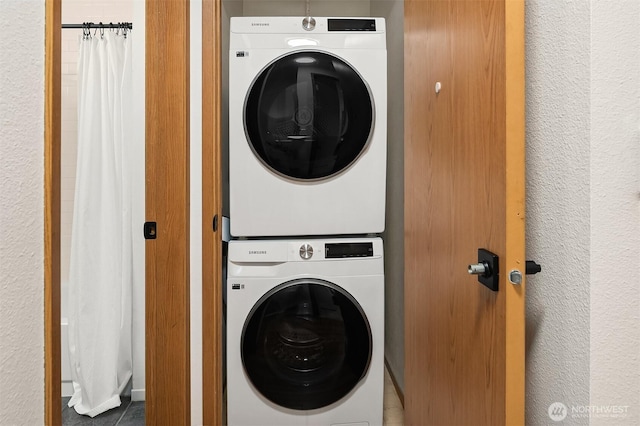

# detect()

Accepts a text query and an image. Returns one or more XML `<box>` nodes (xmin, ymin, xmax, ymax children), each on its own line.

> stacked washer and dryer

<box><xmin>227</xmin><ymin>16</ymin><xmax>387</xmax><ymax>426</ymax></box>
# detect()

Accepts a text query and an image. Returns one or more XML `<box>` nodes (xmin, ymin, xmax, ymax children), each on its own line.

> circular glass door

<box><xmin>241</xmin><ymin>279</ymin><xmax>372</xmax><ymax>410</ymax></box>
<box><xmin>244</xmin><ymin>51</ymin><xmax>374</xmax><ymax>180</ymax></box>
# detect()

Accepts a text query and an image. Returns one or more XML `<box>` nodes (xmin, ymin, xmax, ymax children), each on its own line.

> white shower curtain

<box><xmin>67</xmin><ymin>30</ymin><xmax>134</xmax><ymax>417</ymax></box>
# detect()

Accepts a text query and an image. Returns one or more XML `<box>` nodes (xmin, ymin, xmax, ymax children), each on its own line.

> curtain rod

<box><xmin>62</xmin><ymin>22</ymin><xmax>133</xmax><ymax>30</ymax></box>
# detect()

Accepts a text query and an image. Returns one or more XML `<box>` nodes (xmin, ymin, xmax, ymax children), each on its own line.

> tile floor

<box><xmin>62</xmin><ymin>397</ymin><xmax>144</xmax><ymax>426</ymax></box>
<box><xmin>383</xmin><ymin>367</ymin><xmax>405</xmax><ymax>426</ymax></box>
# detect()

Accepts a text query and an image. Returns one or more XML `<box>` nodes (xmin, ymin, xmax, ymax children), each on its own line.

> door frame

<box><xmin>44</xmin><ymin>0</ymin><xmax>61</xmax><ymax>422</ymax></box>
<box><xmin>144</xmin><ymin>0</ymin><xmax>191</xmax><ymax>423</ymax></box>
<box><xmin>202</xmin><ymin>0</ymin><xmax>224</xmax><ymax>424</ymax></box>
<box><xmin>44</xmin><ymin>0</ymin><xmax>199</xmax><ymax>423</ymax></box>
<box><xmin>504</xmin><ymin>0</ymin><xmax>526</xmax><ymax>423</ymax></box>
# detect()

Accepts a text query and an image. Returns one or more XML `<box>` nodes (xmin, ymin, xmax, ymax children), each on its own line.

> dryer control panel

<box><xmin>327</xmin><ymin>18</ymin><xmax>376</xmax><ymax>32</ymax></box>
<box><xmin>325</xmin><ymin>242</ymin><xmax>373</xmax><ymax>258</ymax></box>
<box><xmin>228</xmin><ymin>238</ymin><xmax>382</xmax><ymax>264</ymax></box>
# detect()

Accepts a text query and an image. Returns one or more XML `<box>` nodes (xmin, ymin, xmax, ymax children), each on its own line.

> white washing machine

<box><xmin>226</xmin><ymin>237</ymin><xmax>384</xmax><ymax>426</ymax></box>
<box><xmin>229</xmin><ymin>17</ymin><xmax>387</xmax><ymax>237</ymax></box>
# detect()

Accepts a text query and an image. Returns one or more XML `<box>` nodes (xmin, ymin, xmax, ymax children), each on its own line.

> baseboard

<box><xmin>384</xmin><ymin>358</ymin><xmax>404</xmax><ymax>408</ymax></box>
<box><xmin>131</xmin><ymin>389</ymin><xmax>146</xmax><ymax>402</ymax></box>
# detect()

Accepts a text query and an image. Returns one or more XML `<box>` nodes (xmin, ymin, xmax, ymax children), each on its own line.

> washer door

<box><xmin>241</xmin><ymin>279</ymin><xmax>372</xmax><ymax>410</ymax></box>
<box><xmin>244</xmin><ymin>51</ymin><xmax>374</xmax><ymax>180</ymax></box>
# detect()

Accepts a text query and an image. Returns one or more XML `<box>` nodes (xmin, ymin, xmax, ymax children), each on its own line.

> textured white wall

<box><xmin>590</xmin><ymin>1</ymin><xmax>640</xmax><ymax>424</ymax></box>
<box><xmin>525</xmin><ymin>1</ymin><xmax>592</xmax><ymax>424</ymax></box>
<box><xmin>0</xmin><ymin>1</ymin><xmax>45</xmax><ymax>425</ymax></box>
<box><xmin>526</xmin><ymin>0</ymin><xmax>640</xmax><ymax>424</ymax></box>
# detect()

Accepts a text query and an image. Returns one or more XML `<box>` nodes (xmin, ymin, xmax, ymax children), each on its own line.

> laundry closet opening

<box><xmin>220</xmin><ymin>0</ymin><xmax>406</xmax><ymax>411</ymax></box>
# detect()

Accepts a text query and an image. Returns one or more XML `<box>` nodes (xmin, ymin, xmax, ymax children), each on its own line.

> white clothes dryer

<box><xmin>226</xmin><ymin>237</ymin><xmax>384</xmax><ymax>426</ymax></box>
<box><xmin>229</xmin><ymin>17</ymin><xmax>387</xmax><ymax>237</ymax></box>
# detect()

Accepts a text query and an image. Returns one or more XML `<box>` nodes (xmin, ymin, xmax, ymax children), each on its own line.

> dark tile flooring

<box><xmin>62</xmin><ymin>397</ymin><xmax>144</xmax><ymax>426</ymax></box>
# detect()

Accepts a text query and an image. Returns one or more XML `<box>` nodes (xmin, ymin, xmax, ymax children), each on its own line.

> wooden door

<box><xmin>404</xmin><ymin>0</ymin><xmax>525</xmax><ymax>424</ymax></box>
<box><xmin>145</xmin><ymin>0</ymin><xmax>191</xmax><ymax>423</ymax></box>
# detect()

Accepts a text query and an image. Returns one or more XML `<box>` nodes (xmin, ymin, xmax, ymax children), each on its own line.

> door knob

<box><xmin>468</xmin><ymin>262</ymin><xmax>489</xmax><ymax>275</ymax></box>
<box><xmin>468</xmin><ymin>248</ymin><xmax>499</xmax><ymax>292</ymax></box>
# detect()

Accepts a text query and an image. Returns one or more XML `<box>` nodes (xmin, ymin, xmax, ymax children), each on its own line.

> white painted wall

<box><xmin>589</xmin><ymin>1</ymin><xmax>640</xmax><ymax>424</ymax></box>
<box><xmin>526</xmin><ymin>0</ymin><xmax>640</xmax><ymax>424</ymax></box>
<box><xmin>525</xmin><ymin>1</ymin><xmax>592</xmax><ymax>423</ymax></box>
<box><xmin>0</xmin><ymin>1</ymin><xmax>45</xmax><ymax>424</ymax></box>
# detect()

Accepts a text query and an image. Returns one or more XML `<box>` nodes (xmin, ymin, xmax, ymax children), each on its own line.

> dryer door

<box><xmin>244</xmin><ymin>51</ymin><xmax>374</xmax><ymax>180</ymax></box>
<box><xmin>241</xmin><ymin>279</ymin><xmax>372</xmax><ymax>410</ymax></box>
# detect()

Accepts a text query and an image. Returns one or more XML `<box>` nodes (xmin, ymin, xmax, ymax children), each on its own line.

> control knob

<box><xmin>299</xmin><ymin>243</ymin><xmax>313</xmax><ymax>260</ymax></box>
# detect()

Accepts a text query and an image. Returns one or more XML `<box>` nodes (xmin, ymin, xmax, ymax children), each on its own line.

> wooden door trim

<box><xmin>504</xmin><ymin>0</ymin><xmax>526</xmax><ymax>423</ymax></box>
<box><xmin>202</xmin><ymin>0</ymin><xmax>223</xmax><ymax>424</ymax></box>
<box><xmin>145</xmin><ymin>0</ymin><xmax>191</xmax><ymax>423</ymax></box>
<box><xmin>44</xmin><ymin>0</ymin><xmax>61</xmax><ymax>423</ymax></box>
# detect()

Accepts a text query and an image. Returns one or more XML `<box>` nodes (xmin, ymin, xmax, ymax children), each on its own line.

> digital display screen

<box><xmin>325</xmin><ymin>242</ymin><xmax>374</xmax><ymax>258</ymax></box>
<box><xmin>328</xmin><ymin>19</ymin><xmax>376</xmax><ymax>32</ymax></box>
